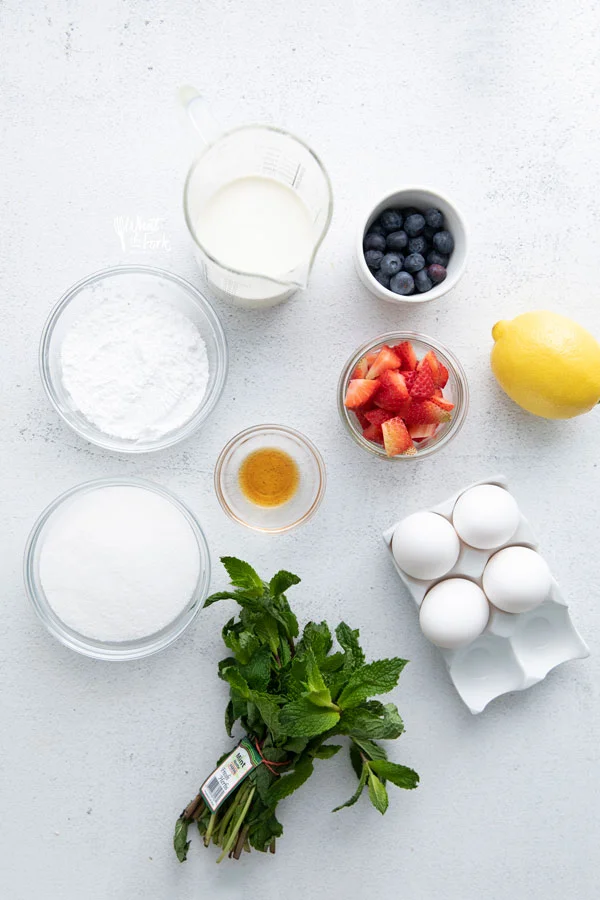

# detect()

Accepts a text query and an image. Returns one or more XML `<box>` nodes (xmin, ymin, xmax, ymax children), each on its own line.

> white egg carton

<box><xmin>382</xmin><ymin>475</ymin><xmax>589</xmax><ymax>714</ymax></box>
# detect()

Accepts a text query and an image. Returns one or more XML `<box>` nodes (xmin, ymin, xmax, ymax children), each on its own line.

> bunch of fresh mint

<box><xmin>174</xmin><ymin>557</ymin><xmax>418</xmax><ymax>864</ymax></box>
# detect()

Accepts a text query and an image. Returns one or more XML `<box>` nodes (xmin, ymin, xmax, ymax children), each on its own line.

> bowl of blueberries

<box><xmin>355</xmin><ymin>187</ymin><xmax>467</xmax><ymax>305</ymax></box>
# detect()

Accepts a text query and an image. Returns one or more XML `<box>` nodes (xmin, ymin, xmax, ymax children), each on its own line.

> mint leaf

<box><xmin>305</xmin><ymin>648</ymin><xmax>328</xmax><ymax>695</ymax></box>
<box><xmin>221</xmin><ymin>557</ymin><xmax>264</xmax><ymax>595</ymax></box>
<box><xmin>222</xmin><ymin>622</ymin><xmax>261</xmax><ymax>665</ymax></box>
<box><xmin>297</xmin><ymin>621</ymin><xmax>333</xmax><ymax>660</ymax></box>
<box><xmin>370</xmin><ymin>760</ymin><xmax>419</xmax><ymax>790</ymax></box>
<box><xmin>312</xmin><ymin>743</ymin><xmax>342</xmax><ymax>760</ymax></box>
<box><xmin>248</xmin><ymin>809</ymin><xmax>283</xmax><ymax>852</ymax></box>
<box><xmin>352</xmin><ymin>737</ymin><xmax>388</xmax><ymax>761</ymax></box>
<box><xmin>204</xmin><ymin>591</ymin><xmax>244</xmax><ymax>608</ymax></box>
<box><xmin>332</xmin><ymin>763</ymin><xmax>368</xmax><ymax>812</ymax></box>
<box><xmin>335</xmin><ymin>622</ymin><xmax>365</xmax><ymax>670</ymax></box>
<box><xmin>219</xmin><ymin>665</ymin><xmax>252</xmax><ymax>699</ymax></box>
<box><xmin>174</xmin><ymin>817</ymin><xmax>190</xmax><ymax>862</ymax></box>
<box><xmin>367</xmin><ymin>770</ymin><xmax>389</xmax><ymax>814</ymax></box>
<box><xmin>283</xmin><ymin>736</ymin><xmax>309</xmax><ymax>754</ymax></box>
<box><xmin>349</xmin><ymin>742</ymin><xmax>363</xmax><ymax>779</ymax></box>
<box><xmin>320</xmin><ymin>651</ymin><xmax>345</xmax><ymax>673</ymax></box>
<box><xmin>253</xmin><ymin>693</ymin><xmax>283</xmax><ymax>737</ymax></box>
<box><xmin>224</xmin><ymin>700</ymin><xmax>236</xmax><ymax>737</ymax></box>
<box><xmin>266</xmin><ymin>755</ymin><xmax>314</xmax><ymax>804</ymax></box>
<box><xmin>279</xmin><ymin>698</ymin><xmax>340</xmax><ymax>737</ymax></box>
<box><xmin>338</xmin><ymin>703</ymin><xmax>404</xmax><ymax>740</ymax></box>
<box><xmin>269</xmin><ymin>570</ymin><xmax>301</xmax><ymax>597</ymax></box>
<box><xmin>239</xmin><ymin>643</ymin><xmax>272</xmax><ymax>691</ymax></box>
<box><xmin>337</xmin><ymin>658</ymin><xmax>408</xmax><ymax>709</ymax></box>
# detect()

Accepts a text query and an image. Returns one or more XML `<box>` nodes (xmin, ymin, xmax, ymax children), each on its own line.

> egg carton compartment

<box><xmin>382</xmin><ymin>474</ymin><xmax>589</xmax><ymax>714</ymax></box>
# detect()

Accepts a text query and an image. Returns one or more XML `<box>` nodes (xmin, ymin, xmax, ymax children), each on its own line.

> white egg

<box><xmin>483</xmin><ymin>545</ymin><xmax>552</xmax><ymax>614</ymax></box>
<box><xmin>392</xmin><ymin>511</ymin><xmax>460</xmax><ymax>580</ymax></box>
<box><xmin>419</xmin><ymin>578</ymin><xmax>489</xmax><ymax>649</ymax></box>
<box><xmin>452</xmin><ymin>484</ymin><xmax>520</xmax><ymax>550</ymax></box>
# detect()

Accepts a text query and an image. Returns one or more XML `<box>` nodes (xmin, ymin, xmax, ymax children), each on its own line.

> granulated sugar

<box><xmin>38</xmin><ymin>484</ymin><xmax>201</xmax><ymax>642</ymax></box>
<box><xmin>60</xmin><ymin>293</ymin><xmax>209</xmax><ymax>441</ymax></box>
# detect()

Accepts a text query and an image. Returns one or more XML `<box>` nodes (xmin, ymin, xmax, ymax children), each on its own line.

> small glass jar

<box><xmin>338</xmin><ymin>332</ymin><xmax>469</xmax><ymax>459</ymax></box>
<box><xmin>214</xmin><ymin>425</ymin><xmax>326</xmax><ymax>533</ymax></box>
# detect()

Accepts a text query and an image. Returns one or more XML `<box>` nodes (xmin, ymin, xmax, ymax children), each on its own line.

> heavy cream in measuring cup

<box><xmin>195</xmin><ymin>176</ymin><xmax>313</xmax><ymax>280</ymax></box>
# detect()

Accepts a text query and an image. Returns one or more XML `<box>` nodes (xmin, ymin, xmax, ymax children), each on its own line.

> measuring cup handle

<box><xmin>178</xmin><ymin>86</ymin><xmax>222</xmax><ymax>147</ymax></box>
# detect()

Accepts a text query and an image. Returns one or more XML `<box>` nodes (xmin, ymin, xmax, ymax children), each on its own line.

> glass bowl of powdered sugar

<box><xmin>39</xmin><ymin>265</ymin><xmax>228</xmax><ymax>452</ymax></box>
<box><xmin>24</xmin><ymin>477</ymin><xmax>211</xmax><ymax>659</ymax></box>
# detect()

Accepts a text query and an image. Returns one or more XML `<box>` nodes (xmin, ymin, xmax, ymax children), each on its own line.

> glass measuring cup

<box><xmin>181</xmin><ymin>87</ymin><xmax>333</xmax><ymax>309</ymax></box>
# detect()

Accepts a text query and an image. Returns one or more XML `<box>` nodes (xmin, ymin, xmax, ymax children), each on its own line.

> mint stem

<box><xmin>217</xmin><ymin>787</ymin><xmax>256</xmax><ymax>863</ymax></box>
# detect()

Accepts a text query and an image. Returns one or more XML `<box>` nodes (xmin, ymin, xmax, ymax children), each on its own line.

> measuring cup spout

<box><xmin>178</xmin><ymin>86</ymin><xmax>222</xmax><ymax>148</ymax></box>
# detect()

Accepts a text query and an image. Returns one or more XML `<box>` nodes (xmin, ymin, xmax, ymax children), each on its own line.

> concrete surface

<box><xmin>1</xmin><ymin>1</ymin><xmax>599</xmax><ymax>898</ymax></box>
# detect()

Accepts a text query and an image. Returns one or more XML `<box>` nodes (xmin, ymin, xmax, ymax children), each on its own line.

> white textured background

<box><xmin>1</xmin><ymin>1</ymin><xmax>600</xmax><ymax>898</ymax></box>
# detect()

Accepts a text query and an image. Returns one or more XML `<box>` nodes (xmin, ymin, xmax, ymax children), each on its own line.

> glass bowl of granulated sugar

<box><xmin>40</xmin><ymin>265</ymin><xmax>228</xmax><ymax>452</ymax></box>
<box><xmin>24</xmin><ymin>477</ymin><xmax>211</xmax><ymax>659</ymax></box>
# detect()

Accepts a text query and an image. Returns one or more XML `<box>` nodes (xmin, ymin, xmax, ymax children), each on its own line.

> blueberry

<box><xmin>427</xmin><ymin>250</ymin><xmax>449</xmax><ymax>267</ymax></box>
<box><xmin>433</xmin><ymin>230</ymin><xmax>454</xmax><ymax>255</ymax></box>
<box><xmin>386</xmin><ymin>230</ymin><xmax>408</xmax><ymax>252</ymax></box>
<box><xmin>403</xmin><ymin>252</ymin><xmax>425</xmax><ymax>273</ymax></box>
<box><xmin>422</xmin><ymin>225</ymin><xmax>438</xmax><ymax>240</ymax></box>
<box><xmin>428</xmin><ymin>264</ymin><xmax>447</xmax><ymax>284</ymax></box>
<box><xmin>424</xmin><ymin>208</ymin><xmax>444</xmax><ymax>229</ymax></box>
<box><xmin>368</xmin><ymin>220</ymin><xmax>387</xmax><ymax>236</ymax></box>
<box><xmin>401</xmin><ymin>207</ymin><xmax>419</xmax><ymax>219</ymax></box>
<box><xmin>374</xmin><ymin>269</ymin><xmax>391</xmax><ymax>288</ymax></box>
<box><xmin>404</xmin><ymin>214</ymin><xmax>426</xmax><ymax>237</ymax></box>
<box><xmin>379</xmin><ymin>209</ymin><xmax>404</xmax><ymax>233</ymax></box>
<box><xmin>379</xmin><ymin>253</ymin><xmax>403</xmax><ymax>277</ymax></box>
<box><xmin>414</xmin><ymin>269</ymin><xmax>433</xmax><ymax>293</ymax></box>
<box><xmin>408</xmin><ymin>236</ymin><xmax>428</xmax><ymax>256</ymax></box>
<box><xmin>365</xmin><ymin>249</ymin><xmax>384</xmax><ymax>269</ymax></box>
<box><xmin>364</xmin><ymin>232</ymin><xmax>387</xmax><ymax>252</ymax></box>
<box><xmin>390</xmin><ymin>272</ymin><xmax>415</xmax><ymax>295</ymax></box>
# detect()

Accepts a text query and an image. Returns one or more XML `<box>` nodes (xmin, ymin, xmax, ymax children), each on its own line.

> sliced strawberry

<box><xmin>381</xmin><ymin>417</ymin><xmax>416</xmax><ymax>457</ymax></box>
<box><xmin>437</xmin><ymin>363</ymin><xmax>449</xmax><ymax>388</ymax></box>
<box><xmin>433</xmin><ymin>387</ymin><xmax>443</xmax><ymax>398</ymax></box>
<box><xmin>419</xmin><ymin>350</ymin><xmax>440</xmax><ymax>385</ymax></box>
<box><xmin>401</xmin><ymin>371</ymin><xmax>417</xmax><ymax>391</ymax></box>
<box><xmin>365</xmin><ymin>351</ymin><xmax>379</xmax><ymax>368</ymax></box>
<box><xmin>351</xmin><ymin>357</ymin><xmax>369</xmax><ymax>380</ymax></box>
<box><xmin>366</xmin><ymin>345</ymin><xmax>400</xmax><ymax>380</ymax></box>
<box><xmin>374</xmin><ymin>370</ymin><xmax>409</xmax><ymax>411</ymax></box>
<box><xmin>410</xmin><ymin>360</ymin><xmax>436</xmax><ymax>400</ymax></box>
<box><xmin>393</xmin><ymin>341</ymin><xmax>418</xmax><ymax>371</ymax></box>
<box><xmin>364</xmin><ymin>408</ymin><xmax>394</xmax><ymax>426</ymax></box>
<box><xmin>355</xmin><ymin>410</ymin><xmax>370</xmax><ymax>429</ymax></box>
<box><xmin>431</xmin><ymin>394</ymin><xmax>455</xmax><ymax>411</ymax></box>
<box><xmin>404</xmin><ymin>400</ymin><xmax>452</xmax><ymax>425</ymax></box>
<box><xmin>363</xmin><ymin>423</ymin><xmax>384</xmax><ymax>444</ymax></box>
<box><xmin>408</xmin><ymin>423</ymin><xmax>438</xmax><ymax>440</ymax></box>
<box><xmin>344</xmin><ymin>378</ymin><xmax>380</xmax><ymax>409</ymax></box>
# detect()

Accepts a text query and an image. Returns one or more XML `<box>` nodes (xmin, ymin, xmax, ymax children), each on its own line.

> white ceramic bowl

<box><xmin>355</xmin><ymin>187</ymin><xmax>468</xmax><ymax>305</ymax></box>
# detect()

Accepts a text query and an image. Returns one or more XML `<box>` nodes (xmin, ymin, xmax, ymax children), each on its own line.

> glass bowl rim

<box><xmin>337</xmin><ymin>331</ymin><xmax>469</xmax><ymax>460</ymax></box>
<box><xmin>214</xmin><ymin>423</ymin><xmax>327</xmax><ymax>533</ymax></box>
<box><xmin>23</xmin><ymin>476</ymin><xmax>212</xmax><ymax>660</ymax></box>
<box><xmin>39</xmin><ymin>264</ymin><xmax>228</xmax><ymax>454</ymax></box>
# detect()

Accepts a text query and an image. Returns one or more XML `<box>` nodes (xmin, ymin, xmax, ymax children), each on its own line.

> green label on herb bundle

<box><xmin>200</xmin><ymin>738</ymin><xmax>262</xmax><ymax>812</ymax></box>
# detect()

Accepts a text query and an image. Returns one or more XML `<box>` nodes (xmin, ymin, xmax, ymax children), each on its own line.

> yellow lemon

<box><xmin>491</xmin><ymin>310</ymin><xmax>600</xmax><ymax>419</ymax></box>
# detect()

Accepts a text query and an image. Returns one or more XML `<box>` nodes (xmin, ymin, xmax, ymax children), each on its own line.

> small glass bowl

<box><xmin>214</xmin><ymin>425</ymin><xmax>326</xmax><ymax>533</ymax></box>
<box><xmin>338</xmin><ymin>332</ymin><xmax>469</xmax><ymax>460</ymax></box>
<box><xmin>39</xmin><ymin>265</ymin><xmax>228</xmax><ymax>453</ymax></box>
<box><xmin>23</xmin><ymin>477</ymin><xmax>211</xmax><ymax>660</ymax></box>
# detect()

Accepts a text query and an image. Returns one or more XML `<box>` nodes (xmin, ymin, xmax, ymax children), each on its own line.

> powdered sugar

<box><xmin>38</xmin><ymin>484</ymin><xmax>202</xmax><ymax>642</ymax></box>
<box><xmin>60</xmin><ymin>293</ymin><xmax>210</xmax><ymax>441</ymax></box>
